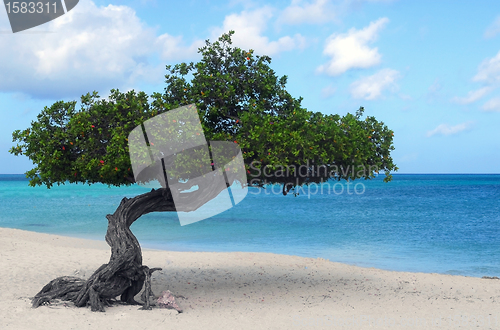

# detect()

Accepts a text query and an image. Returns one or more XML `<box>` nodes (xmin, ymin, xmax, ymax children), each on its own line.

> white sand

<box><xmin>0</xmin><ymin>227</ymin><xmax>499</xmax><ymax>330</ymax></box>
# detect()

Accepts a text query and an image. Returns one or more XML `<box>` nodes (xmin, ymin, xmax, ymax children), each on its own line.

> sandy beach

<box><xmin>0</xmin><ymin>227</ymin><xmax>498</xmax><ymax>330</ymax></box>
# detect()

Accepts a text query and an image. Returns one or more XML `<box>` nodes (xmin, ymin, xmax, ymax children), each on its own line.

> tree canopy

<box><xmin>10</xmin><ymin>31</ymin><xmax>397</xmax><ymax>193</ymax></box>
<box><xmin>14</xmin><ymin>31</ymin><xmax>398</xmax><ymax>312</ymax></box>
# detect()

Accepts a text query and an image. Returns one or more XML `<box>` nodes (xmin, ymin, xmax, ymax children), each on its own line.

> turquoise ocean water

<box><xmin>0</xmin><ymin>174</ymin><xmax>499</xmax><ymax>278</ymax></box>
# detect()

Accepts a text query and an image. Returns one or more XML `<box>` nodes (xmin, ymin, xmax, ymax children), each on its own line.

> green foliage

<box><xmin>10</xmin><ymin>30</ymin><xmax>397</xmax><ymax>190</ymax></box>
<box><xmin>155</xmin><ymin>31</ymin><xmax>300</xmax><ymax>139</ymax></box>
<box><xmin>10</xmin><ymin>90</ymin><xmax>152</xmax><ymax>187</ymax></box>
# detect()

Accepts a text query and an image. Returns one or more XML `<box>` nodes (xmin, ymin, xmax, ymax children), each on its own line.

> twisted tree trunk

<box><xmin>32</xmin><ymin>188</ymin><xmax>175</xmax><ymax>312</ymax></box>
<box><xmin>32</xmin><ymin>171</ymin><xmax>233</xmax><ymax>312</ymax></box>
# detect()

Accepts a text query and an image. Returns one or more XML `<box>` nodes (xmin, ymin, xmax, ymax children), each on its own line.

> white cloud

<box><xmin>426</xmin><ymin>122</ymin><xmax>474</xmax><ymax>137</ymax></box>
<box><xmin>278</xmin><ymin>0</ymin><xmax>337</xmax><ymax>25</ymax></box>
<box><xmin>425</xmin><ymin>78</ymin><xmax>443</xmax><ymax>103</ymax></box>
<box><xmin>0</xmin><ymin>1</ymin><xmax>202</xmax><ymax>99</ymax></box>
<box><xmin>484</xmin><ymin>16</ymin><xmax>500</xmax><ymax>39</ymax></box>
<box><xmin>316</xmin><ymin>17</ymin><xmax>389</xmax><ymax>76</ymax></box>
<box><xmin>452</xmin><ymin>51</ymin><xmax>500</xmax><ymax>106</ymax></box>
<box><xmin>473</xmin><ymin>50</ymin><xmax>500</xmax><ymax>84</ymax></box>
<box><xmin>321</xmin><ymin>85</ymin><xmax>337</xmax><ymax>98</ymax></box>
<box><xmin>156</xmin><ymin>34</ymin><xmax>204</xmax><ymax>61</ymax></box>
<box><xmin>482</xmin><ymin>97</ymin><xmax>500</xmax><ymax>112</ymax></box>
<box><xmin>399</xmin><ymin>93</ymin><xmax>412</xmax><ymax>101</ymax></box>
<box><xmin>349</xmin><ymin>68</ymin><xmax>400</xmax><ymax>100</ymax></box>
<box><xmin>211</xmin><ymin>7</ymin><xmax>307</xmax><ymax>56</ymax></box>
<box><xmin>428</xmin><ymin>79</ymin><xmax>442</xmax><ymax>94</ymax></box>
<box><xmin>451</xmin><ymin>86</ymin><xmax>494</xmax><ymax>104</ymax></box>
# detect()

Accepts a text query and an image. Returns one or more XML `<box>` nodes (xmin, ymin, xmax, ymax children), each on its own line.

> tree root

<box><xmin>32</xmin><ymin>189</ymin><xmax>173</xmax><ymax>312</ymax></box>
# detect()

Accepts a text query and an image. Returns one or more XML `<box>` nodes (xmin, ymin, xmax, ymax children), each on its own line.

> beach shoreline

<box><xmin>1</xmin><ymin>227</ymin><xmax>499</xmax><ymax>329</ymax></box>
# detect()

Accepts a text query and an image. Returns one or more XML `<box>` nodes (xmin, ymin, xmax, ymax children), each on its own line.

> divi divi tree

<box><xmin>10</xmin><ymin>31</ymin><xmax>397</xmax><ymax>312</ymax></box>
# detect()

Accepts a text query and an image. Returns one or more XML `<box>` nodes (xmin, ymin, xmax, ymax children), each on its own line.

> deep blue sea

<box><xmin>1</xmin><ymin>174</ymin><xmax>499</xmax><ymax>278</ymax></box>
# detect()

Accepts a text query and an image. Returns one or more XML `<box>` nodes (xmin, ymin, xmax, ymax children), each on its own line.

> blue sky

<box><xmin>1</xmin><ymin>0</ymin><xmax>499</xmax><ymax>174</ymax></box>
